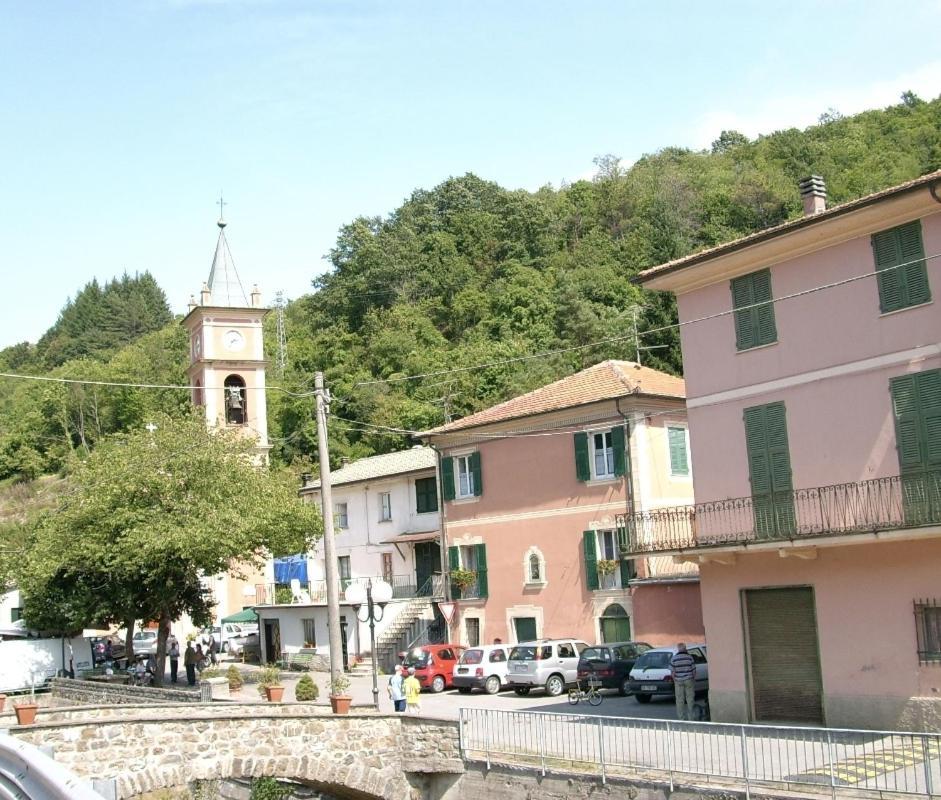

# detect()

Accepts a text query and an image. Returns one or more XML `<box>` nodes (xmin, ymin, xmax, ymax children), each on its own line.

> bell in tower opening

<box><xmin>224</xmin><ymin>374</ymin><xmax>247</xmax><ymax>425</ymax></box>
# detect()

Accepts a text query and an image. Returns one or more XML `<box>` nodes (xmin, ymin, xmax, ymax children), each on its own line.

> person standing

<box><xmin>208</xmin><ymin>635</ymin><xmax>219</xmax><ymax>666</ymax></box>
<box><xmin>168</xmin><ymin>635</ymin><xmax>180</xmax><ymax>684</ymax></box>
<box><xmin>388</xmin><ymin>664</ymin><xmax>406</xmax><ymax>713</ymax></box>
<box><xmin>670</xmin><ymin>643</ymin><xmax>696</xmax><ymax>721</ymax></box>
<box><xmin>403</xmin><ymin>667</ymin><xmax>422</xmax><ymax>715</ymax></box>
<box><xmin>184</xmin><ymin>641</ymin><xmax>198</xmax><ymax>686</ymax></box>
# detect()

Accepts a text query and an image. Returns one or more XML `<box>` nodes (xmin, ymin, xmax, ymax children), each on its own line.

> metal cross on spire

<box><xmin>217</xmin><ymin>193</ymin><xmax>227</xmax><ymax>224</ymax></box>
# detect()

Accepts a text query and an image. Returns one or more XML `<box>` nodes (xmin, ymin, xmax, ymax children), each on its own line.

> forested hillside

<box><xmin>1</xmin><ymin>94</ymin><xmax>940</xmax><ymax>480</ymax></box>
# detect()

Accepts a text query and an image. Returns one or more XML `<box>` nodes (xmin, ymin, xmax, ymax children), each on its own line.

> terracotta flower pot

<box><xmin>330</xmin><ymin>694</ymin><xmax>352</xmax><ymax>715</ymax></box>
<box><xmin>265</xmin><ymin>685</ymin><xmax>285</xmax><ymax>702</ymax></box>
<box><xmin>14</xmin><ymin>703</ymin><xmax>38</xmax><ymax>725</ymax></box>
<box><xmin>0</xmin><ymin>694</ymin><xmax>6</xmax><ymax>712</ymax></box>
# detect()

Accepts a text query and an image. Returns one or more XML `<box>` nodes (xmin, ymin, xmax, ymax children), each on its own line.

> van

<box><xmin>452</xmin><ymin>644</ymin><xmax>509</xmax><ymax>694</ymax></box>
<box><xmin>506</xmin><ymin>638</ymin><xmax>589</xmax><ymax>696</ymax></box>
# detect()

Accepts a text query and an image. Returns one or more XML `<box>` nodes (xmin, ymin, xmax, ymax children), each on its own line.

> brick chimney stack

<box><xmin>799</xmin><ymin>175</ymin><xmax>827</xmax><ymax>216</ymax></box>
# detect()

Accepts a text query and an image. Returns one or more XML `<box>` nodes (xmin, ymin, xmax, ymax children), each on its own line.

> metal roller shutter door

<box><xmin>744</xmin><ymin>587</ymin><xmax>824</xmax><ymax>724</ymax></box>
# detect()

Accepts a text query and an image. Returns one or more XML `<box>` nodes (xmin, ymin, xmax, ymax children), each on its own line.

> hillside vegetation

<box><xmin>1</xmin><ymin>94</ymin><xmax>939</xmax><ymax>480</ymax></box>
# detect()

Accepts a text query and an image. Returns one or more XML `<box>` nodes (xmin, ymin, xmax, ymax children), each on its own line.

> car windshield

<box><xmin>459</xmin><ymin>649</ymin><xmax>483</xmax><ymax>665</ymax></box>
<box><xmin>402</xmin><ymin>649</ymin><xmax>430</xmax><ymax>668</ymax></box>
<box><xmin>634</xmin><ymin>651</ymin><xmax>672</xmax><ymax>669</ymax></box>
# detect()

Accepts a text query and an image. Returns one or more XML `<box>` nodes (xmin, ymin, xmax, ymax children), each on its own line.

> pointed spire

<box><xmin>204</xmin><ymin>199</ymin><xmax>249</xmax><ymax>307</ymax></box>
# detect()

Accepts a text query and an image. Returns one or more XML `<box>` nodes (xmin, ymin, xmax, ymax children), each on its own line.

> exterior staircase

<box><xmin>374</xmin><ymin>595</ymin><xmax>444</xmax><ymax>672</ymax></box>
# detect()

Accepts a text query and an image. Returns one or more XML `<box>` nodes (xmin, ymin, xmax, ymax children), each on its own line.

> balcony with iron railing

<box><xmin>617</xmin><ymin>471</ymin><xmax>941</xmax><ymax>556</ymax></box>
<box><xmin>254</xmin><ymin>573</ymin><xmax>445</xmax><ymax>606</ymax></box>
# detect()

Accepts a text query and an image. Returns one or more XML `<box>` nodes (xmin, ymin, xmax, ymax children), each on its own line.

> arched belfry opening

<box><xmin>224</xmin><ymin>374</ymin><xmax>246</xmax><ymax>425</ymax></box>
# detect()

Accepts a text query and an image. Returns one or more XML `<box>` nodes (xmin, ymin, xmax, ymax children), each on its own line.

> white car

<box><xmin>628</xmin><ymin>644</ymin><xmax>708</xmax><ymax>703</ymax></box>
<box><xmin>131</xmin><ymin>630</ymin><xmax>159</xmax><ymax>655</ymax></box>
<box><xmin>451</xmin><ymin>644</ymin><xmax>510</xmax><ymax>694</ymax></box>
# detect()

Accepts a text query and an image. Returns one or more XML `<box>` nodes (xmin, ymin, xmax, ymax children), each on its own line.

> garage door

<box><xmin>743</xmin><ymin>587</ymin><xmax>823</xmax><ymax>724</ymax></box>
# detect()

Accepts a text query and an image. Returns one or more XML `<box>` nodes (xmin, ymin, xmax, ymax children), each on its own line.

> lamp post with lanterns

<box><xmin>344</xmin><ymin>578</ymin><xmax>394</xmax><ymax>710</ymax></box>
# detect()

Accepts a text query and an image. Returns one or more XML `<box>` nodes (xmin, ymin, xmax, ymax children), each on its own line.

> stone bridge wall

<box><xmin>9</xmin><ymin>707</ymin><xmax>462</xmax><ymax>800</ymax></box>
<box><xmin>49</xmin><ymin>677</ymin><xmax>201</xmax><ymax>706</ymax></box>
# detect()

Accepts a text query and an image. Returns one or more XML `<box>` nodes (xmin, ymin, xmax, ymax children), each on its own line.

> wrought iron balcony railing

<box><xmin>255</xmin><ymin>573</ymin><xmax>434</xmax><ymax>605</ymax></box>
<box><xmin>616</xmin><ymin>471</ymin><xmax>941</xmax><ymax>555</ymax></box>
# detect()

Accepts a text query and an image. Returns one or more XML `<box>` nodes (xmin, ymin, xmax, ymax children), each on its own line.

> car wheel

<box><xmin>545</xmin><ymin>674</ymin><xmax>564</xmax><ymax>697</ymax></box>
<box><xmin>635</xmin><ymin>693</ymin><xmax>651</xmax><ymax>704</ymax></box>
<box><xmin>484</xmin><ymin>675</ymin><xmax>501</xmax><ymax>695</ymax></box>
<box><xmin>458</xmin><ymin>687</ymin><xmax>472</xmax><ymax>694</ymax></box>
<box><xmin>222</xmin><ymin>642</ymin><xmax>229</xmax><ymax>653</ymax></box>
<box><xmin>431</xmin><ymin>675</ymin><xmax>446</xmax><ymax>693</ymax></box>
<box><xmin>514</xmin><ymin>687</ymin><xmax>531</xmax><ymax>696</ymax></box>
<box><xmin>619</xmin><ymin>677</ymin><xmax>631</xmax><ymax>697</ymax></box>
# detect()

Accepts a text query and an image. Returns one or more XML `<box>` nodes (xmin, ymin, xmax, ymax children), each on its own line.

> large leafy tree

<box><xmin>16</xmin><ymin>413</ymin><xmax>322</xmax><ymax>684</ymax></box>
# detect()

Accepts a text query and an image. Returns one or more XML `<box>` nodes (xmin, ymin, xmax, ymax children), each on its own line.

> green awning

<box><xmin>221</xmin><ymin>608</ymin><xmax>258</xmax><ymax>624</ymax></box>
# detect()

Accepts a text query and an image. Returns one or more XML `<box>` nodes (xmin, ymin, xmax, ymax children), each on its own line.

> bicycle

<box><xmin>568</xmin><ymin>677</ymin><xmax>603</xmax><ymax>706</ymax></box>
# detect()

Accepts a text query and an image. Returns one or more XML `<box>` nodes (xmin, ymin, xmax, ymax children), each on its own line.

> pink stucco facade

<box><xmin>432</xmin><ymin>397</ymin><xmax>704</xmax><ymax>651</ymax></box>
<box><xmin>648</xmin><ymin>183</ymin><xmax>941</xmax><ymax>730</ymax></box>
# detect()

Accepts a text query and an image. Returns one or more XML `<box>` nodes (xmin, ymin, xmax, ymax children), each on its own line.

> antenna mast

<box><xmin>275</xmin><ymin>291</ymin><xmax>287</xmax><ymax>377</ymax></box>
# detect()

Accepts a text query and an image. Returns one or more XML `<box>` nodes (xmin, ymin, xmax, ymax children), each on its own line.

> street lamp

<box><xmin>344</xmin><ymin>578</ymin><xmax>394</xmax><ymax>710</ymax></box>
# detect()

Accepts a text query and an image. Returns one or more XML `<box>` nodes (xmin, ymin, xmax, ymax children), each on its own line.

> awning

<box><xmin>273</xmin><ymin>554</ymin><xmax>309</xmax><ymax>584</ymax></box>
<box><xmin>221</xmin><ymin>608</ymin><xmax>259</xmax><ymax>624</ymax></box>
<box><xmin>380</xmin><ymin>531</ymin><xmax>440</xmax><ymax>545</ymax></box>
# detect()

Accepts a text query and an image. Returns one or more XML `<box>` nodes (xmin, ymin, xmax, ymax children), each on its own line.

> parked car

<box><xmin>131</xmin><ymin>630</ymin><xmax>159</xmax><ymax>655</ymax></box>
<box><xmin>506</xmin><ymin>638</ymin><xmax>590</xmax><ymax>696</ymax></box>
<box><xmin>200</xmin><ymin>622</ymin><xmax>256</xmax><ymax>653</ymax></box>
<box><xmin>452</xmin><ymin>644</ymin><xmax>510</xmax><ymax>694</ymax></box>
<box><xmin>576</xmin><ymin>641</ymin><xmax>653</xmax><ymax>696</ymax></box>
<box><xmin>628</xmin><ymin>644</ymin><xmax>708</xmax><ymax>703</ymax></box>
<box><xmin>91</xmin><ymin>634</ymin><xmax>127</xmax><ymax>665</ymax></box>
<box><xmin>227</xmin><ymin>631</ymin><xmax>260</xmax><ymax>658</ymax></box>
<box><xmin>401</xmin><ymin>643</ymin><xmax>465</xmax><ymax>693</ymax></box>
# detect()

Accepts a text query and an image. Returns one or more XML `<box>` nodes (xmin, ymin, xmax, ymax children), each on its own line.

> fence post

<box><xmin>923</xmin><ymin>734</ymin><xmax>934</xmax><ymax>797</ymax></box>
<box><xmin>826</xmin><ymin>729</ymin><xmax>836</xmax><ymax>800</ymax></box>
<box><xmin>458</xmin><ymin>708</ymin><xmax>465</xmax><ymax>757</ymax></box>
<box><xmin>484</xmin><ymin>710</ymin><xmax>491</xmax><ymax>770</ymax></box>
<box><xmin>538</xmin><ymin>714</ymin><xmax>546</xmax><ymax>776</ymax></box>
<box><xmin>597</xmin><ymin>716</ymin><xmax>606</xmax><ymax>785</ymax></box>
<box><xmin>665</xmin><ymin>721</ymin><xmax>674</xmax><ymax>792</ymax></box>
<box><xmin>739</xmin><ymin>725</ymin><xmax>750</xmax><ymax>800</ymax></box>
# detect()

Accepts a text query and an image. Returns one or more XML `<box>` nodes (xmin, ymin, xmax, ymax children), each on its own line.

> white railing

<box><xmin>0</xmin><ymin>733</ymin><xmax>107</xmax><ymax>799</ymax></box>
<box><xmin>459</xmin><ymin>708</ymin><xmax>941</xmax><ymax>799</ymax></box>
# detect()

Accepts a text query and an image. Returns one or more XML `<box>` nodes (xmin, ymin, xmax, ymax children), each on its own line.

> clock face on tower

<box><xmin>223</xmin><ymin>330</ymin><xmax>245</xmax><ymax>352</ymax></box>
<box><xmin>192</xmin><ymin>334</ymin><xmax>202</xmax><ymax>360</ymax></box>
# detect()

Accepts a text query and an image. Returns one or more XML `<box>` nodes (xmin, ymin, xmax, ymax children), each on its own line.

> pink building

<box><xmin>633</xmin><ymin>171</ymin><xmax>941</xmax><ymax>730</ymax></box>
<box><xmin>421</xmin><ymin>360</ymin><xmax>704</xmax><ymax>656</ymax></box>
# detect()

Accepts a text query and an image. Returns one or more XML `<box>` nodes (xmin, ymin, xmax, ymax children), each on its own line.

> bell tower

<box><xmin>182</xmin><ymin>211</ymin><xmax>271</xmax><ymax>460</ymax></box>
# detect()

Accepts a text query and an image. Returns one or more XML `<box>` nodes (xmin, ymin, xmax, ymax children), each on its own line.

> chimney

<box><xmin>340</xmin><ymin>457</ymin><xmax>351</xmax><ymax>467</ymax></box>
<box><xmin>300</xmin><ymin>472</ymin><xmax>313</xmax><ymax>488</ymax></box>
<box><xmin>799</xmin><ymin>175</ymin><xmax>827</xmax><ymax>216</ymax></box>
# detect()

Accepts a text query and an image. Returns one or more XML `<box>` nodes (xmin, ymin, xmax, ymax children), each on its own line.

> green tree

<box><xmin>15</xmin><ymin>413</ymin><xmax>322</xmax><ymax>684</ymax></box>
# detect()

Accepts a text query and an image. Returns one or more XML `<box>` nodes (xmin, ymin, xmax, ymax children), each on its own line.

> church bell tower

<box><xmin>182</xmin><ymin>211</ymin><xmax>271</xmax><ymax>460</ymax></box>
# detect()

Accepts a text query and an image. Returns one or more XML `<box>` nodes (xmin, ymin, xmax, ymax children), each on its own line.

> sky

<box><xmin>1</xmin><ymin>0</ymin><xmax>940</xmax><ymax>349</ymax></box>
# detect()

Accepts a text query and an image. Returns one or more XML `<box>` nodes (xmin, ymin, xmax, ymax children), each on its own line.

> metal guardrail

<box><xmin>617</xmin><ymin>471</ymin><xmax>941</xmax><ymax>555</ymax></box>
<box><xmin>0</xmin><ymin>733</ymin><xmax>107</xmax><ymax>799</ymax></box>
<box><xmin>459</xmin><ymin>708</ymin><xmax>941</xmax><ymax>799</ymax></box>
<box><xmin>255</xmin><ymin>573</ymin><xmax>424</xmax><ymax>605</ymax></box>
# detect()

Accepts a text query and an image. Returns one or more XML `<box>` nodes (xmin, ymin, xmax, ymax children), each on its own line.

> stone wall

<box><xmin>50</xmin><ymin>677</ymin><xmax>201</xmax><ymax>705</ymax></box>
<box><xmin>9</xmin><ymin>707</ymin><xmax>464</xmax><ymax>800</ymax></box>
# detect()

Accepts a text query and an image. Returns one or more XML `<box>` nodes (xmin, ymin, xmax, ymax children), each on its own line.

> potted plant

<box><xmin>596</xmin><ymin>559</ymin><xmax>618</xmax><ymax>575</ymax></box>
<box><xmin>328</xmin><ymin>672</ymin><xmax>351</xmax><ymax>714</ymax></box>
<box><xmin>0</xmin><ymin>694</ymin><xmax>6</xmax><ymax>712</ymax></box>
<box><xmin>257</xmin><ymin>666</ymin><xmax>284</xmax><ymax>702</ymax></box>
<box><xmin>227</xmin><ymin>664</ymin><xmax>243</xmax><ymax>695</ymax></box>
<box><xmin>295</xmin><ymin>673</ymin><xmax>318</xmax><ymax>702</ymax></box>
<box><xmin>13</xmin><ymin>681</ymin><xmax>39</xmax><ymax>725</ymax></box>
<box><xmin>449</xmin><ymin>568</ymin><xmax>477</xmax><ymax>599</ymax></box>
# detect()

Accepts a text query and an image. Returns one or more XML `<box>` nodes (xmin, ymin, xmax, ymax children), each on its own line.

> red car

<box><xmin>401</xmin><ymin>643</ymin><xmax>465</xmax><ymax>693</ymax></box>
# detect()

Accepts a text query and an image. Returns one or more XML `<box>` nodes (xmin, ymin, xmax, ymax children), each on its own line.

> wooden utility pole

<box><xmin>314</xmin><ymin>372</ymin><xmax>344</xmax><ymax>692</ymax></box>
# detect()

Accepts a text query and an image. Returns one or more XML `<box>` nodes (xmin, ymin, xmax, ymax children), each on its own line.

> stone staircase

<box><xmin>374</xmin><ymin>595</ymin><xmax>441</xmax><ymax>672</ymax></box>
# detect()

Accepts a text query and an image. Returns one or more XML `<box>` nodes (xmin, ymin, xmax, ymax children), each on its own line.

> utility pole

<box><xmin>314</xmin><ymin>372</ymin><xmax>344</xmax><ymax>692</ymax></box>
<box><xmin>275</xmin><ymin>291</ymin><xmax>287</xmax><ymax>378</ymax></box>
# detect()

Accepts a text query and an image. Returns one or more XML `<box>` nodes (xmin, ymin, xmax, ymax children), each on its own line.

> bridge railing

<box><xmin>0</xmin><ymin>733</ymin><xmax>107</xmax><ymax>800</ymax></box>
<box><xmin>459</xmin><ymin>708</ymin><xmax>941</xmax><ymax>798</ymax></box>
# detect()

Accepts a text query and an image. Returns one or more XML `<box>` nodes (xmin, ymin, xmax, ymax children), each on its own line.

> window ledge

<box><xmin>524</xmin><ymin>581</ymin><xmax>547</xmax><ymax>590</ymax></box>
<box><xmin>585</xmin><ymin>477</ymin><xmax>621</xmax><ymax>487</ymax></box>
<box><xmin>451</xmin><ymin>496</ymin><xmax>480</xmax><ymax>505</ymax></box>
<box><xmin>415</xmin><ymin>510</ymin><xmax>438</xmax><ymax>516</ymax></box>
<box><xmin>736</xmin><ymin>341</ymin><xmax>778</xmax><ymax>355</ymax></box>
<box><xmin>880</xmin><ymin>299</ymin><xmax>933</xmax><ymax>318</ymax></box>
<box><xmin>377</xmin><ymin>519</ymin><xmax>393</xmax><ymax>524</ymax></box>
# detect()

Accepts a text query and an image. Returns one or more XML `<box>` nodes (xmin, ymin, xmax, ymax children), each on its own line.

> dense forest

<box><xmin>1</xmin><ymin>93</ymin><xmax>939</xmax><ymax>483</ymax></box>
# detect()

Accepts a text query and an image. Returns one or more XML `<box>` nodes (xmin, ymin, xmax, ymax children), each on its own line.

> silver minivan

<box><xmin>506</xmin><ymin>638</ymin><xmax>589</xmax><ymax>696</ymax></box>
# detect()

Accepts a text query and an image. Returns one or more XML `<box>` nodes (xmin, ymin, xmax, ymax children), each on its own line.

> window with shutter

<box><xmin>582</xmin><ymin>530</ymin><xmax>599</xmax><ymax>591</ymax></box>
<box><xmin>891</xmin><ymin>369</ymin><xmax>941</xmax><ymax>525</ymax></box>
<box><xmin>667</xmin><ymin>426</ymin><xmax>690</xmax><ymax>476</ymax></box>
<box><xmin>873</xmin><ymin>221</ymin><xmax>930</xmax><ymax>313</ymax></box>
<box><xmin>574</xmin><ymin>432</ymin><xmax>591</xmax><ymax>481</ymax></box>
<box><xmin>744</xmin><ymin>402</ymin><xmax>794</xmax><ymax>537</ymax></box>
<box><xmin>731</xmin><ymin>269</ymin><xmax>777</xmax><ymax>351</ymax></box>
<box><xmin>441</xmin><ymin>458</ymin><xmax>455</xmax><ymax>502</ymax></box>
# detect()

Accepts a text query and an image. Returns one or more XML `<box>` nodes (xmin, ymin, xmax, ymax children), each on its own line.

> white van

<box><xmin>0</xmin><ymin>636</ymin><xmax>94</xmax><ymax>693</ymax></box>
<box><xmin>452</xmin><ymin>644</ymin><xmax>510</xmax><ymax>694</ymax></box>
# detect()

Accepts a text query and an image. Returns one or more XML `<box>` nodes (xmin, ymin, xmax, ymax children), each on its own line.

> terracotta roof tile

<box><xmin>636</xmin><ymin>169</ymin><xmax>941</xmax><ymax>284</ymax></box>
<box><xmin>421</xmin><ymin>360</ymin><xmax>684</xmax><ymax>436</ymax></box>
<box><xmin>304</xmin><ymin>446</ymin><xmax>436</xmax><ymax>490</ymax></box>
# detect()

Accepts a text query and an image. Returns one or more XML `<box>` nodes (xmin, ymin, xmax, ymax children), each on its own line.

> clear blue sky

<box><xmin>2</xmin><ymin>1</ymin><xmax>939</xmax><ymax>349</ymax></box>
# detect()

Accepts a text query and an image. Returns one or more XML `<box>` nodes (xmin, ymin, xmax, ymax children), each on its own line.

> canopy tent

<box><xmin>220</xmin><ymin>608</ymin><xmax>258</xmax><ymax>624</ymax></box>
<box><xmin>273</xmin><ymin>554</ymin><xmax>309</xmax><ymax>584</ymax></box>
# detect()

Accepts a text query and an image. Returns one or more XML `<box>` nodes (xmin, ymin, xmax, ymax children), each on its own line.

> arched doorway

<box><xmin>599</xmin><ymin>603</ymin><xmax>631</xmax><ymax>643</ymax></box>
<box><xmin>224</xmin><ymin>374</ymin><xmax>246</xmax><ymax>425</ymax></box>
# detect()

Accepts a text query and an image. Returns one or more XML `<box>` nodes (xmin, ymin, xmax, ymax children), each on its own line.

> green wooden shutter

<box><xmin>891</xmin><ymin>370</ymin><xmax>941</xmax><ymax>525</ymax></box>
<box><xmin>441</xmin><ymin>457</ymin><xmax>455</xmax><ymax>501</ymax></box>
<box><xmin>448</xmin><ymin>545</ymin><xmax>461</xmax><ymax>600</ymax></box>
<box><xmin>731</xmin><ymin>273</ymin><xmax>756</xmax><ymax>350</ymax></box>
<box><xmin>617</xmin><ymin>526</ymin><xmax>636</xmax><ymax>584</ymax></box>
<box><xmin>474</xmin><ymin>543</ymin><xmax>488</xmax><ymax>598</ymax></box>
<box><xmin>874</xmin><ymin>221</ymin><xmax>930</xmax><ymax>312</ymax></box>
<box><xmin>668</xmin><ymin>426</ymin><xmax>689</xmax><ymax>475</ymax></box>
<box><xmin>470</xmin><ymin>451</ymin><xmax>482</xmax><ymax>496</ymax></box>
<box><xmin>891</xmin><ymin>375</ymin><xmax>923</xmax><ymax>470</ymax></box>
<box><xmin>919</xmin><ymin>371</ymin><xmax>941</xmax><ymax>468</ymax></box>
<box><xmin>752</xmin><ymin>269</ymin><xmax>777</xmax><ymax>346</ymax></box>
<box><xmin>612</xmin><ymin>425</ymin><xmax>626</xmax><ymax>477</ymax></box>
<box><xmin>574</xmin><ymin>432</ymin><xmax>590</xmax><ymax>481</ymax></box>
<box><xmin>582</xmin><ymin>530</ymin><xmax>599</xmax><ymax>591</ymax></box>
<box><xmin>744</xmin><ymin>402</ymin><xmax>794</xmax><ymax>537</ymax></box>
